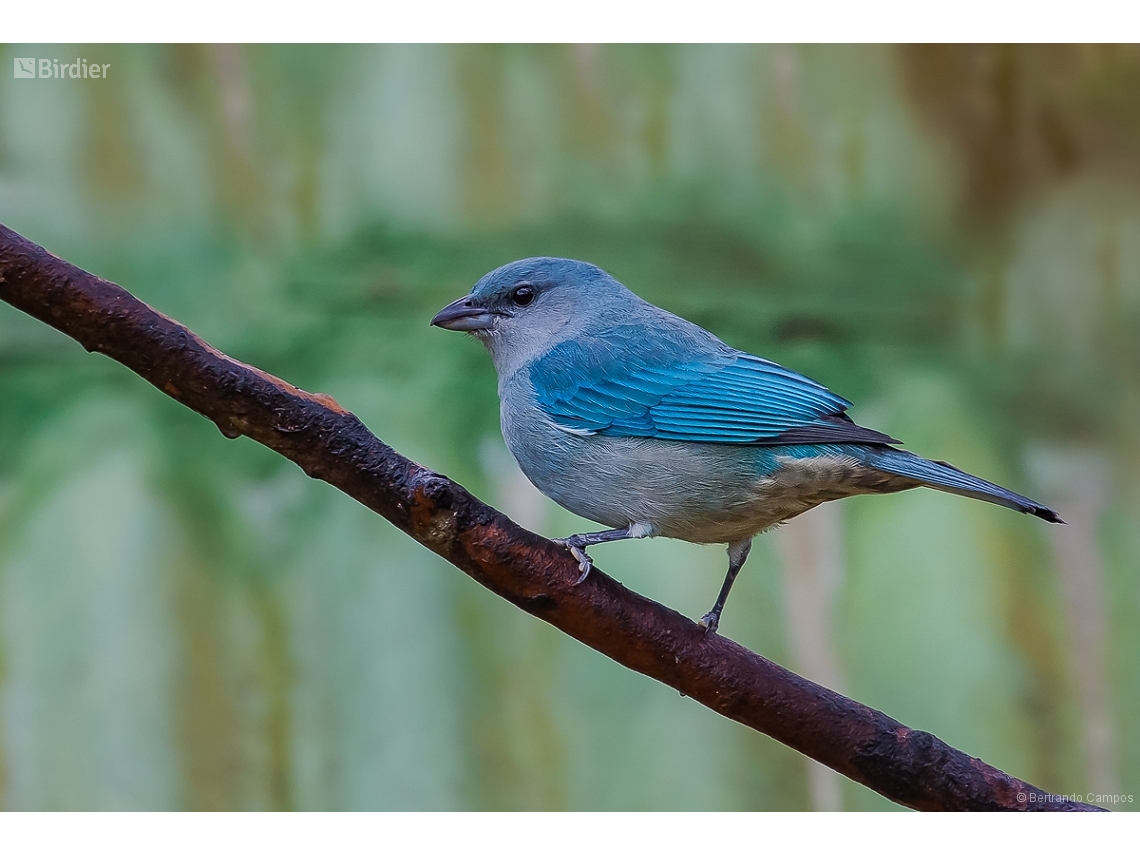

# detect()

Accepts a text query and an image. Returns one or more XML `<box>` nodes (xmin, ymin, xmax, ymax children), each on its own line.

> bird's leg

<box><xmin>699</xmin><ymin>538</ymin><xmax>753</xmax><ymax>635</ymax></box>
<box><xmin>554</xmin><ymin>522</ymin><xmax>653</xmax><ymax>584</ymax></box>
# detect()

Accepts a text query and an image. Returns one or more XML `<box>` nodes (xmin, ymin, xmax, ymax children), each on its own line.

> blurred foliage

<box><xmin>0</xmin><ymin>44</ymin><xmax>1138</xmax><ymax>810</ymax></box>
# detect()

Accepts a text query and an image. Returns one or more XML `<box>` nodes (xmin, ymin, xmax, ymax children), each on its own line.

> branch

<box><xmin>0</xmin><ymin>223</ymin><xmax>1101</xmax><ymax>812</ymax></box>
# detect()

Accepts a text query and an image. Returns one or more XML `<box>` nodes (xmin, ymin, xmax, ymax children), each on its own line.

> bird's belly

<box><xmin>502</xmin><ymin>400</ymin><xmax>904</xmax><ymax>543</ymax></box>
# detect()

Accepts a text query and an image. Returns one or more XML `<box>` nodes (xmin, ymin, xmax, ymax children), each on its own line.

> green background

<box><xmin>0</xmin><ymin>44</ymin><xmax>1137</xmax><ymax>810</ymax></box>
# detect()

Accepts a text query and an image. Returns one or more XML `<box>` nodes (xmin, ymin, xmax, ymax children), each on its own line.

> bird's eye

<box><xmin>511</xmin><ymin>285</ymin><xmax>536</xmax><ymax>306</ymax></box>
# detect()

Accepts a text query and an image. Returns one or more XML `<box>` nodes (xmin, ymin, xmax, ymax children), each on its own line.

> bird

<box><xmin>431</xmin><ymin>257</ymin><xmax>1063</xmax><ymax>634</ymax></box>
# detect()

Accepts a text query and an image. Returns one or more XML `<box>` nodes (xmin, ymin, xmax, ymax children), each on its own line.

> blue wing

<box><xmin>530</xmin><ymin>326</ymin><xmax>899</xmax><ymax>446</ymax></box>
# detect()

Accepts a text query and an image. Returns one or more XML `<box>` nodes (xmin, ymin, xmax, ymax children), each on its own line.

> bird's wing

<box><xmin>530</xmin><ymin>327</ymin><xmax>899</xmax><ymax>446</ymax></box>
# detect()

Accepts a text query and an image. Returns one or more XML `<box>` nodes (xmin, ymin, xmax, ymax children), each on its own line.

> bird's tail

<box><xmin>853</xmin><ymin>446</ymin><xmax>1064</xmax><ymax>524</ymax></box>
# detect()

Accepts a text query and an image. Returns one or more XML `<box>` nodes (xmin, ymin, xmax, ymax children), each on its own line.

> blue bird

<box><xmin>432</xmin><ymin>258</ymin><xmax>1063</xmax><ymax>634</ymax></box>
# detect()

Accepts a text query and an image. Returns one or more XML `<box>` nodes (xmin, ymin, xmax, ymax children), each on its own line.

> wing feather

<box><xmin>530</xmin><ymin>328</ymin><xmax>899</xmax><ymax>446</ymax></box>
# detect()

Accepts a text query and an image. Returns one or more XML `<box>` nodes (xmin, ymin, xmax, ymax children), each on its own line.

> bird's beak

<box><xmin>430</xmin><ymin>297</ymin><xmax>496</xmax><ymax>331</ymax></box>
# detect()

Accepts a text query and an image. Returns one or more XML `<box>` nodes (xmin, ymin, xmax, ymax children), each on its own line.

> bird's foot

<box><xmin>553</xmin><ymin>538</ymin><xmax>594</xmax><ymax>585</ymax></box>
<box><xmin>698</xmin><ymin>610</ymin><xmax>721</xmax><ymax>635</ymax></box>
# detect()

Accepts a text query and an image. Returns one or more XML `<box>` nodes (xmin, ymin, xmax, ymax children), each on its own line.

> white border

<box><xmin>3</xmin><ymin>1</ymin><xmax>1139</xmax><ymax>44</ymax></box>
<box><xmin>0</xmin><ymin>811</ymin><xmax>1131</xmax><ymax>854</ymax></box>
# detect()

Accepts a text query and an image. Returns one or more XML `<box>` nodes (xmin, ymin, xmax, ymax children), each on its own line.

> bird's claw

<box><xmin>568</xmin><ymin>545</ymin><xmax>594</xmax><ymax>584</ymax></box>
<box><xmin>553</xmin><ymin>538</ymin><xmax>593</xmax><ymax>584</ymax></box>
<box><xmin>698</xmin><ymin>611</ymin><xmax>720</xmax><ymax>635</ymax></box>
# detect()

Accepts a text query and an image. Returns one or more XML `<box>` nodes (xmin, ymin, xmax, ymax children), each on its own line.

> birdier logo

<box><xmin>13</xmin><ymin>58</ymin><xmax>110</xmax><ymax>79</ymax></box>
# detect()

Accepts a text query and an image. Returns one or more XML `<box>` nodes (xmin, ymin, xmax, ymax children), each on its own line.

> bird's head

<box><xmin>431</xmin><ymin>257</ymin><xmax>639</xmax><ymax>376</ymax></box>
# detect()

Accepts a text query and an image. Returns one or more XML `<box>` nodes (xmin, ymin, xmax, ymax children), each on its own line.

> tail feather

<box><xmin>854</xmin><ymin>447</ymin><xmax>1064</xmax><ymax>524</ymax></box>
